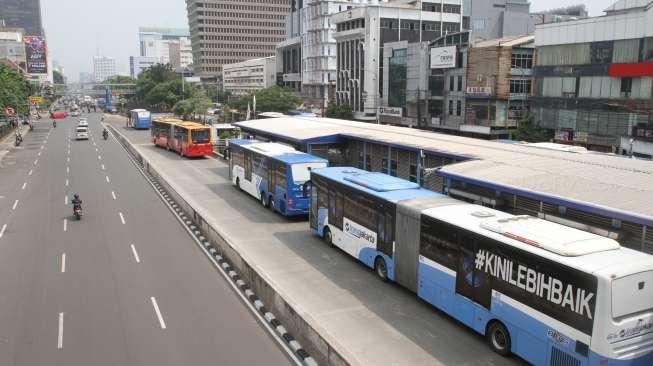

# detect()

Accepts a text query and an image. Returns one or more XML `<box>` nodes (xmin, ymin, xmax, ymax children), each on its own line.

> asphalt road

<box><xmin>0</xmin><ymin>114</ymin><xmax>293</xmax><ymax>366</ymax></box>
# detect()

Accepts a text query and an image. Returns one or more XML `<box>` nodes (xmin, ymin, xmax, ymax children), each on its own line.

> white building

<box><xmin>277</xmin><ymin>0</ymin><xmax>351</xmax><ymax>112</ymax></box>
<box><xmin>0</xmin><ymin>28</ymin><xmax>26</xmax><ymax>71</ymax></box>
<box><xmin>332</xmin><ymin>0</ymin><xmax>464</xmax><ymax>121</ymax></box>
<box><xmin>93</xmin><ymin>56</ymin><xmax>117</xmax><ymax>82</ymax></box>
<box><xmin>138</xmin><ymin>27</ymin><xmax>193</xmax><ymax>68</ymax></box>
<box><xmin>129</xmin><ymin>56</ymin><xmax>158</xmax><ymax>78</ymax></box>
<box><xmin>223</xmin><ymin>56</ymin><xmax>277</xmax><ymax>96</ymax></box>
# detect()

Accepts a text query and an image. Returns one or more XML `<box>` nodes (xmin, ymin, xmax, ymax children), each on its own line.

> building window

<box><xmin>457</xmin><ymin>76</ymin><xmax>463</xmax><ymax>91</ymax></box>
<box><xmin>510</xmin><ymin>79</ymin><xmax>532</xmax><ymax>95</ymax></box>
<box><xmin>448</xmin><ymin>100</ymin><xmax>454</xmax><ymax>115</ymax></box>
<box><xmin>621</xmin><ymin>77</ymin><xmax>632</xmax><ymax>95</ymax></box>
<box><xmin>456</xmin><ymin>100</ymin><xmax>462</xmax><ymax>116</ymax></box>
<box><xmin>449</xmin><ymin>76</ymin><xmax>455</xmax><ymax>91</ymax></box>
<box><xmin>511</xmin><ymin>52</ymin><xmax>533</xmax><ymax>69</ymax></box>
<box><xmin>409</xmin><ymin>163</ymin><xmax>417</xmax><ymax>182</ymax></box>
<box><xmin>388</xmin><ymin>49</ymin><xmax>407</xmax><ymax>107</ymax></box>
<box><xmin>591</xmin><ymin>41</ymin><xmax>613</xmax><ymax>64</ymax></box>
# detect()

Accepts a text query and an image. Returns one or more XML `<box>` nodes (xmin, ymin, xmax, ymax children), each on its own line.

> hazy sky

<box><xmin>41</xmin><ymin>0</ymin><xmax>617</xmax><ymax>81</ymax></box>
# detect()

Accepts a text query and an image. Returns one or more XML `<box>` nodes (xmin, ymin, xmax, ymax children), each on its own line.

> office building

<box><xmin>79</xmin><ymin>72</ymin><xmax>94</xmax><ymax>84</ymax></box>
<box><xmin>0</xmin><ymin>0</ymin><xmax>43</xmax><ymax>36</ymax></box>
<box><xmin>129</xmin><ymin>56</ymin><xmax>158</xmax><ymax>78</ymax></box>
<box><xmin>0</xmin><ymin>27</ymin><xmax>26</xmax><ymax>71</ymax></box>
<box><xmin>277</xmin><ymin>1</ymin><xmax>350</xmax><ymax>112</ymax></box>
<box><xmin>333</xmin><ymin>0</ymin><xmax>464</xmax><ymax>121</ymax></box>
<box><xmin>468</xmin><ymin>0</ymin><xmax>531</xmax><ymax>41</ymax></box>
<box><xmin>93</xmin><ymin>56</ymin><xmax>117</xmax><ymax>82</ymax></box>
<box><xmin>530</xmin><ymin>4</ymin><xmax>588</xmax><ymax>25</ymax></box>
<box><xmin>223</xmin><ymin>56</ymin><xmax>276</xmax><ymax>96</ymax></box>
<box><xmin>533</xmin><ymin>0</ymin><xmax>653</xmax><ymax>156</ymax></box>
<box><xmin>185</xmin><ymin>0</ymin><xmax>290</xmax><ymax>81</ymax></box>
<box><xmin>138</xmin><ymin>27</ymin><xmax>193</xmax><ymax>68</ymax></box>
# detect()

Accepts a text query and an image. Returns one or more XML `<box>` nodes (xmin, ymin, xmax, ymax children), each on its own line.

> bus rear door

<box><xmin>454</xmin><ymin>234</ymin><xmax>492</xmax><ymax>328</ymax></box>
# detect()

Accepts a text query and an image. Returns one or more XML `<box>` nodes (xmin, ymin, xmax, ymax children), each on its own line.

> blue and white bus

<box><xmin>311</xmin><ymin>167</ymin><xmax>653</xmax><ymax>366</ymax></box>
<box><xmin>230</xmin><ymin>139</ymin><xmax>328</xmax><ymax>216</ymax></box>
<box><xmin>129</xmin><ymin>109</ymin><xmax>152</xmax><ymax>129</ymax></box>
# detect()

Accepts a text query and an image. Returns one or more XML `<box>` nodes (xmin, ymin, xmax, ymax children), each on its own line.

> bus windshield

<box><xmin>291</xmin><ymin>162</ymin><xmax>327</xmax><ymax>183</ymax></box>
<box><xmin>192</xmin><ymin>129</ymin><xmax>210</xmax><ymax>144</ymax></box>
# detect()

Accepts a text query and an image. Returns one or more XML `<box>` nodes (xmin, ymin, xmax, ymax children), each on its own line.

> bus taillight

<box><xmin>288</xmin><ymin>198</ymin><xmax>295</xmax><ymax>207</ymax></box>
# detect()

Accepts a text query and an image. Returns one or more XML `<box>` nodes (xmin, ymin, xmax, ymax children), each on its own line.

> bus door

<box><xmin>244</xmin><ymin>150</ymin><xmax>252</xmax><ymax>182</ymax></box>
<box><xmin>455</xmin><ymin>234</ymin><xmax>492</xmax><ymax>327</ymax></box>
<box><xmin>267</xmin><ymin>160</ymin><xmax>276</xmax><ymax>196</ymax></box>
<box><xmin>376</xmin><ymin>203</ymin><xmax>394</xmax><ymax>257</ymax></box>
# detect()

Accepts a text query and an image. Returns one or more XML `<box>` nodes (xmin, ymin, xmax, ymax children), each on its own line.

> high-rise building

<box><xmin>79</xmin><ymin>72</ymin><xmax>94</xmax><ymax>84</ymax></box>
<box><xmin>129</xmin><ymin>56</ymin><xmax>158</xmax><ymax>78</ymax></box>
<box><xmin>93</xmin><ymin>56</ymin><xmax>117</xmax><ymax>82</ymax></box>
<box><xmin>0</xmin><ymin>27</ymin><xmax>26</xmax><ymax>71</ymax></box>
<box><xmin>185</xmin><ymin>0</ymin><xmax>290</xmax><ymax>81</ymax></box>
<box><xmin>468</xmin><ymin>0</ymin><xmax>532</xmax><ymax>41</ymax></box>
<box><xmin>138</xmin><ymin>27</ymin><xmax>193</xmax><ymax>68</ymax></box>
<box><xmin>0</xmin><ymin>0</ymin><xmax>43</xmax><ymax>36</ymax></box>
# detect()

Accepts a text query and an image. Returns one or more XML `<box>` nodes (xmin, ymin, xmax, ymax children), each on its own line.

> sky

<box><xmin>41</xmin><ymin>0</ymin><xmax>617</xmax><ymax>81</ymax></box>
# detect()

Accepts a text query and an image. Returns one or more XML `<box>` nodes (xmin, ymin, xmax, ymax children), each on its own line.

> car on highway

<box><xmin>78</xmin><ymin>119</ymin><xmax>88</xmax><ymax>127</ymax></box>
<box><xmin>75</xmin><ymin>126</ymin><xmax>89</xmax><ymax>140</ymax></box>
<box><xmin>70</xmin><ymin>110</ymin><xmax>80</xmax><ymax>117</ymax></box>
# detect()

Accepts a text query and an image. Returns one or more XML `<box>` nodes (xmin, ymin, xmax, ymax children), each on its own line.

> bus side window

<box><xmin>335</xmin><ymin>191</ymin><xmax>344</xmax><ymax>229</ymax></box>
<box><xmin>420</xmin><ymin>218</ymin><xmax>459</xmax><ymax>271</ymax></box>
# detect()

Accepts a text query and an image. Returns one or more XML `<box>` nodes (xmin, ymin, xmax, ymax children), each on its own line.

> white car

<box><xmin>76</xmin><ymin>126</ymin><xmax>89</xmax><ymax>140</ymax></box>
<box><xmin>70</xmin><ymin>110</ymin><xmax>80</xmax><ymax>117</ymax></box>
<box><xmin>78</xmin><ymin>120</ymin><xmax>88</xmax><ymax>127</ymax></box>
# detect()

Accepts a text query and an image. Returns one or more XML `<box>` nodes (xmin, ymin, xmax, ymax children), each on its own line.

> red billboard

<box><xmin>24</xmin><ymin>36</ymin><xmax>48</xmax><ymax>75</ymax></box>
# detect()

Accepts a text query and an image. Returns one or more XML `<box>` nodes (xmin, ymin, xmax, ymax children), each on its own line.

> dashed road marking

<box><xmin>119</xmin><ymin>212</ymin><xmax>126</xmax><ymax>225</ymax></box>
<box><xmin>28</xmin><ymin>169</ymin><xmax>33</xmax><ymax>176</ymax></box>
<box><xmin>111</xmin><ymin>191</ymin><xmax>117</xmax><ymax>200</ymax></box>
<box><xmin>63</xmin><ymin>219</ymin><xmax>67</xmax><ymax>232</ymax></box>
<box><xmin>57</xmin><ymin>312</ymin><xmax>64</xmax><ymax>349</ymax></box>
<box><xmin>61</xmin><ymin>253</ymin><xmax>66</xmax><ymax>273</ymax></box>
<box><xmin>65</xmin><ymin>195</ymin><xmax>68</xmax><ymax>205</ymax></box>
<box><xmin>65</xmin><ymin>179</ymin><xmax>69</xmax><ymax>187</ymax></box>
<box><xmin>130</xmin><ymin>244</ymin><xmax>141</xmax><ymax>263</ymax></box>
<box><xmin>21</xmin><ymin>182</ymin><xmax>27</xmax><ymax>190</ymax></box>
<box><xmin>101</xmin><ymin>164</ymin><xmax>105</xmax><ymax>170</ymax></box>
<box><xmin>150</xmin><ymin>297</ymin><xmax>166</xmax><ymax>329</ymax></box>
<box><xmin>0</xmin><ymin>224</ymin><xmax>6</xmax><ymax>238</ymax></box>
<box><xmin>12</xmin><ymin>200</ymin><xmax>18</xmax><ymax>210</ymax></box>
<box><xmin>33</xmin><ymin>159</ymin><xmax>38</xmax><ymax>165</ymax></box>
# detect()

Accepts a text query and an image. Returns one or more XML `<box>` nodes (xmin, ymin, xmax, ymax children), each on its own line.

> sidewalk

<box><xmin>105</xmin><ymin>115</ymin><xmax>524</xmax><ymax>366</ymax></box>
<box><xmin>0</xmin><ymin>124</ymin><xmax>30</xmax><ymax>165</ymax></box>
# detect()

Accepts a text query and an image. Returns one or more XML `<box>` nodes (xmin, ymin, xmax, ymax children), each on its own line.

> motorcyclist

<box><xmin>72</xmin><ymin>193</ymin><xmax>82</xmax><ymax>211</ymax></box>
<box><xmin>52</xmin><ymin>119</ymin><xmax>57</xmax><ymax>127</ymax></box>
<box><xmin>102</xmin><ymin>128</ymin><xmax>109</xmax><ymax>139</ymax></box>
<box><xmin>15</xmin><ymin>131</ymin><xmax>23</xmax><ymax>145</ymax></box>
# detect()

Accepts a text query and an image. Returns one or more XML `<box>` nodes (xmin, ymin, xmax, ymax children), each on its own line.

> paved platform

<box><xmin>105</xmin><ymin>115</ymin><xmax>525</xmax><ymax>366</ymax></box>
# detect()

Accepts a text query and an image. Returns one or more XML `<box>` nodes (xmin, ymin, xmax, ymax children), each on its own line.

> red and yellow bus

<box><xmin>151</xmin><ymin>118</ymin><xmax>213</xmax><ymax>158</ymax></box>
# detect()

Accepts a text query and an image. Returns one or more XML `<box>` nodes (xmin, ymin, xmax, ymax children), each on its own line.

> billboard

<box><xmin>430</xmin><ymin>46</ymin><xmax>456</xmax><ymax>69</ymax></box>
<box><xmin>24</xmin><ymin>36</ymin><xmax>48</xmax><ymax>75</ymax></box>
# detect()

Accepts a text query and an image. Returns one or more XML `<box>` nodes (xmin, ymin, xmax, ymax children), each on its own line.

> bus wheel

<box><xmin>487</xmin><ymin>321</ymin><xmax>511</xmax><ymax>356</ymax></box>
<box><xmin>261</xmin><ymin>194</ymin><xmax>269</xmax><ymax>208</ymax></box>
<box><xmin>236</xmin><ymin>178</ymin><xmax>241</xmax><ymax>190</ymax></box>
<box><xmin>374</xmin><ymin>257</ymin><xmax>389</xmax><ymax>282</ymax></box>
<box><xmin>267</xmin><ymin>196</ymin><xmax>274</xmax><ymax>211</ymax></box>
<box><xmin>323</xmin><ymin>228</ymin><xmax>333</xmax><ymax>246</ymax></box>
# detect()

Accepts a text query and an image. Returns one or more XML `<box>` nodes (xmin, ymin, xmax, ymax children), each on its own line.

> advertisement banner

<box><xmin>430</xmin><ymin>46</ymin><xmax>457</xmax><ymax>69</ymax></box>
<box><xmin>24</xmin><ymin>36</ymin><xmax>48</xmax><ymax>75</ymax></box>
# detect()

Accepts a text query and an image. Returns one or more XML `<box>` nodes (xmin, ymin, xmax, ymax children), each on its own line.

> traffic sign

<box><xmin>29</xmin><ymin>96</ymin><xmax>44</xmax><ymax>104</ymax></box>
<box><xmin>4</xmin><ymin>107</ymin><xmax>15</xmax><ymax>117</ymax></box>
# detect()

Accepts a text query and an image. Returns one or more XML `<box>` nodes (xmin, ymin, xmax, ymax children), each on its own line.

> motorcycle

<box><xmin>53</xmin><ymin>120</ymin><xmax>57</xmax><ymax>128</ymax></box>
<box><xmin>103</xmin><ymin>130</ymin><xmax>109</xmax><ymax>140</ymax></box>
<box><xmin>14</xmin><ymin>135</ymin><xmax>22</xmax><ymax>147</ymax></box>
<box><xmin>73</xmin><ymin>204</ymin><xmax>82</xmax><ymax>220</ymax></box>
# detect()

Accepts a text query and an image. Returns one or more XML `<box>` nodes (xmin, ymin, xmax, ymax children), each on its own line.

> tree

<box><xmin>512</xmin><ymin>113</ymin><xmax>552</xmax><ymax>142</ymax></box>
<box><xmin>0</xmin><ymin>64</ymin><xmax>35</xmax><ymax>115</ymax></box>
<box><xmin>173</xmin><ymin>92</ymin><xmax>212</xmax><ymax>120</ymax></box>
<box><xmin>103</xmin><ymin>75</ymin><xmax>136</xmax><ymax>85</ymax></box>
<box><xmin>228</xmin><ymin>86</ymin><xmax>300</xmax><ymax>114</ymax></box>
<box><xmin>325</xmin><ymin>103</ymin><xmax>354</xmax><ymax>120</ymax></box>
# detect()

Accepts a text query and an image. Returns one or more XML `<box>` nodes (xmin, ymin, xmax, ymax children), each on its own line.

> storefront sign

<box><xmin>430</xmin><ymin>46</ymin><xmax>457</xmax><ymax>69</ymax></box>
<box><xmin>378</xmin><ymin>106</ymin><xmax>402</xmax><ymax>117</ymax></box>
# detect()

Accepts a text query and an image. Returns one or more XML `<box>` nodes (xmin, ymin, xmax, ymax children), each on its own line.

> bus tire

<box><xmin>236</xmin><ymin>178</ymin><xmax>241</xmax><ymax>191</ymax></box>
<box><xmin>267</xmin><ymin>196</ymin><xmax>274</xmax><ymax>211</ymax></box>
<box><xmin>261</xmin><ymin>193</ymin><xmax>268</xmax><ymax>208</ymax></box>
<box><xmin>374</xmin><ymin>257</ymin><xmax>389</xmax><ymax>282</ymax></box>
<box><xmin>323</xmin><ymin>227</ymin><xmax>333</xmax><ymax>246</ymax></box>
<box><xmin>486</xmin><ymin>321</ymin><xmax>511</xmax><ymax>357</ymax></box>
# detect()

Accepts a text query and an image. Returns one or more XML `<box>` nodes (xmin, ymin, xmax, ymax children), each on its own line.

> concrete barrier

<box><xmin>108</xmin><ymin>124</ymin><xmax>348</xmax><ymax>366</ymax></box>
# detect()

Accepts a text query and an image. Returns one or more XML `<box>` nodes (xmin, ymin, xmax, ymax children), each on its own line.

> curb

<box><xmin>106</xmin><ymin>124</ymin><xmax>319</xmax><ymax>366</ymax></box>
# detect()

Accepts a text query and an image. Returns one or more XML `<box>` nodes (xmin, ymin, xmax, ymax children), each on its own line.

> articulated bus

<box><xmin>129</xmin><ymin>109</ymin><xmax>152</xmax><ymax>129</ymax></box>
<box><xmin>230</xmin><ymin>139</ymin><xmax>327</xmax><ymax>216</ymax></box>
<box><xmin>310</xmin><ymin>167</ymin><xmax>653</xmax><ymax>366</ymax></box>
<box><xmin>151</xmin><ymin>118</ymin><xmax>213</xmax><ymax>158</ymax></box>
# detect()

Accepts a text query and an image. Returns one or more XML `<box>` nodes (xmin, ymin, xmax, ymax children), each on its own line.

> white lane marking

<box><xmin>65</xmin><ymin>195</ymin><xmax>68</xmax><ymax>205</ymax></box>
<box><xmin>0</xmin><ymin>224</ymin><xmax>6</xmax><ymax>238</ymax></box>
<box><xmin>66</xmin><ymin>166</ymin><xmax>69</xmax><ymax>174</ymax></box>
<box><xmin>93</xmin><ymin>142</ymin><xmax>96</xmax><ymax>146</ymax></box>
<box><xmin>111</xmin><ymin>191</ymin><xmax>117</xmax><ymax>200</ymax></box>
<box><xmin>33</xmin><ymin>159</ymin><xmax>38</xmax><ymax>165</ymax></box>
<box><xmin>65</xmin><ymin>179</ymin><xmax>69</xmax><ymax>187</ymax></box>
<box><xmin>38</xmin><ymin>151</ymin><xmax>41</xmax><ymax>156</ymax></box>
<box><xmin>21</xmin><ymin>182</ymin><xmax>27</xmax><ymax>190</ymax></box>
<box><xmin>28</xmin><ymin>169</ymin><xmax>33</xmax><ymax>176</ymax></box>
<box><xmin>95</xmin><ymin>148</ymin><xmax>98</xmax><ymax>152</ymax></box>
<box><xmin>57</xmin><ymin>312</ymin><xmax>64</xmax><ymax>349</ymax></box>
<box><xmin>61</xmin><ymin>253</ymin><xmax>66</xmax><ymax>273</ymax></box>
<box><xmin>98</xmin><ymin>155</ymin><xmax>102</xmax><ymax>160</ymax></box>
<box><xmin>67</xmin><ymin>157</ymin><xmax>70</xmax><ymax>163</ymax></box>
<box><xmin>40</xmin><ymin>145</ymin><xmax>44</xmax><ymax>150</ymax></box>
<box><xmin>101</xmin><ymin>164</ymin><xmax>105</xmax><ymax>170</ymax></box>
<box><xmin>130</xmin><ymin>244</ymin><xmax>141</xmax><ymax>263</ymax></box>
<box><xmin>150</xmin><ymin>297</ymin><xmax>166</xmax><ymax>329</ymax></box>
<box><xmin>105</xmin><ymin>176</ymin><xmax>110</xmax><ymax>183</ymax></box>
<box><xmin>119</xmin><ymin>212</ymin><xmax>126</xmax><ymax>225</ymax></box>
<box><xmin>63</xmin><ymin>219</ymin><xmax>67</xmax><ymax>232</ymax></box>
<box><xmin>12</xmin><ymin>200</ymin><xmax>18</xmax><ymax>210</ymax></box>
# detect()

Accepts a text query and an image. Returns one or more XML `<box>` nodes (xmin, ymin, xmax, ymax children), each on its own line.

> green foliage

<box><xmin>324</xmin><ymin>103</ymin><xmax>354</xmax><ymax>120</ymax></box>
<box><xmin>228</xmin><ymin>86</ymin><xmax>300</xmax><ymax>113</ymax></box>
<box><xmin>133</xmin><ymin>63</ymin><xmax>201</xmax><ymax>111</ymax></box>
<box><xmin>512</xmin><ymin>113</ymin><xmax>552</xmax><ymax>143</ymax></box>
<box><xmin>0</xmin><ymin>64</ymin><xmax>35</xmax><ymax>115</ymax></box>
<box><xmin>206</xmin><ymin>87</ymin><xmax>231</xmax><ymax>104</ymax></box>
<box><xmin>53</xmin><ymin>70</ymin><xmax>64</xmax><ymax>85</ymax></box>
<box><xmin>103</xmin><ymin>75</ymin><xmax>136</xmax><ymax>85</ymax></box>
<box><xmin>173</xmin><ymin>92</ymin><xmax>212</xmax><ymax>120</ymax></box>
